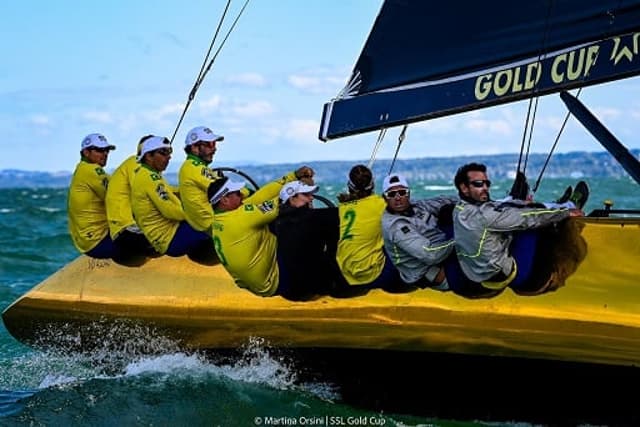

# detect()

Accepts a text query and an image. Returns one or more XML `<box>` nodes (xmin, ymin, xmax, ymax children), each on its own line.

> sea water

<box><xmin>1</xmin><ymin>178</ymin><xmax>638</xmax><ymax>426</ymax></box>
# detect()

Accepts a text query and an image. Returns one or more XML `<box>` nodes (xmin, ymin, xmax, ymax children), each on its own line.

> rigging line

<box><xmin>516</xmin><ymin>0</ymin><xmax>556</xmax><ymax>175</ymax></box>
<box><xmin>387</xmin><ymin>125</ymin><xmax>408</xmax><ymax>175</ymax></box>
<box><xmin>170</xmin><ymin>0</ymin><xmax>251</xmax><ymax>143</ymax></box>
<box><xmin>197</xmin><ymin>0</ymin><xmax>251</xmax><ymax>88</ymax></box>
<box><xmin>193</xmin><ymin>0</ymin><xmax>232</xmax><ymax>95</ymax></box>
<box><xmin>523</xmin><ymin>96</ymin><xmax>540</xmax><ymax>173</ymax></box>
<box><xmin>517</xmin><ymin>98</ymin><xmax>535</xmax><ymax>174</ymax></box>
<box><xmin>532</xmin><ymin>87</ymin><xmax>583</xmax><ymax>194</ymax></box>
<box><xmin>534</xmin><ymin>1</ymin><xmax>615</xmax><ymax>192</ymax></box>
<box><xmin>170</xmin><ymin>0</ymin><xmax>231</xmax><ymax>144</ymax></box>
<box><xmin>367</xmin><ymin>128</ymin><xmax>387</xmax><ymax>170</ymax></box>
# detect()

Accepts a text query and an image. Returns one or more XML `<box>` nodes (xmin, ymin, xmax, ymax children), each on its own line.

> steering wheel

<box><xmin>211</xmin><ymin>167</ymin><xmax>335</xmax><ymax>207</ymax></box>
<box><xmin>212</xmin><ymin>167</ymin><xmax>260</xmax><ymax>192</ymax></box>
<box><xmin>313</xmin><ymin>194</ymin><xmax>335</xmax><ymax>208</ymax></box>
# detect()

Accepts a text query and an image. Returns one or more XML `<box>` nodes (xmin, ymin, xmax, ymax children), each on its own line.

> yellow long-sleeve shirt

<box><xmin>336</xmin><ymin>194</ymin><xmax>387</xmax><ymax>285</ymax></box>
<box><xmin>67</xmin><ymin>159</ymin><xmax>110</xmax><ymax>253</ymax></box>
<box><xmin>131</xmin><ymin>163</ymin><xmax>185</xmax><ymax>254</ymax></box>
<box><xmin>212</xmin><ymin>172</ymin><xmax>296</xmax><ymax>296</ymax></box>
<box><xmin>105</xmin><ymin>155</ymin><xmax>140</xmax><ymax>239</ymax></box>
<box><xmin>178</xmin><ymin>154</ymin><xmax>223</xmax><ymax>232</ymax></box>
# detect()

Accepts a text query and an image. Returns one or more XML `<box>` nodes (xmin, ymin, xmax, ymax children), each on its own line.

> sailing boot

<box><xmin>569</xmin><ymin>181</ymin><xmax>590</xmax><ymax>210</ymax></box>
<box><xmin>555</xmin><ymin>185</ymin><xmax>573</xmax><ymax>204</ymax></box>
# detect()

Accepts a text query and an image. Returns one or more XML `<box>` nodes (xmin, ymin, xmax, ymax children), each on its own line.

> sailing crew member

<box><xmin>208</xmin><ymin>166</ymin><xmax>315</xmax><ymax>297</ymax></box>
<box><xmin>67</xmin><ymin>133</ymin><xmax>116</xmax><ymax>258</ymax></box>
<box><xmin>335</xmin><ymin>165</ymin><xmax>401</xmax><ymax>294</ymax></box>
<box><xmin>272</xmin><ymin>180</ymin><xmax>339</xmax><ymax>300</ymax></box>
<box><xmin>105</xmin><ymin>136</ymin><xmax>155</xmax><ymax>261</ymax></box>
<box><xmin>381</xmin><ymin>173</ymin><xmax>458</xmax><ymax>291</ymax></box>
<box><xmin>452</xmin><ymin>162</ymin><xmax>586</xmax><ymax>295</ymax></box>
<box><xmin>131</xmin><ymin>136</ymin><xmax>211</xmax><ymax>258</ymax></box>
<box><xmin>178</xmin><ymin>126</ymin><xmax>225</xmax><ymax>232</ymax></box>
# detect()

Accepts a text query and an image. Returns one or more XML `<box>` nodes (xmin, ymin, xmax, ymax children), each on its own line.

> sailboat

<box><xmin>3</xmin><ymin>0</ymin><xmax>640</xmax><ymax>422</ymax></box>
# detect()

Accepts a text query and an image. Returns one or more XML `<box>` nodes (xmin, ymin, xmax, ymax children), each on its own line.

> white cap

<box><xmin>81</xmin><ymin>133</ymin><xmax>115</xmax><ymax>150</ymax></box>
<box><xmin>208</xmin><ymin>177</ymin><xmax>246</xmax><ymax>205</ymax></box>
<box><xmin>382</xmin><ymin>174</ymin><xmax>409</xmax><ymax>192</ymax></box>
<box><xmin>279</xmin><ymin>180</ymin><xmax>319</xmax><ymax>203</ymax></box>
<box><xmin>185</xmin><ymin>126</ymin><xmax>224</xmax><ymax>147</ymax></box>
<box><xmin>138</xmin><ymin>136</ymin><xmax>171</xmax><ymax>161</ymax></box>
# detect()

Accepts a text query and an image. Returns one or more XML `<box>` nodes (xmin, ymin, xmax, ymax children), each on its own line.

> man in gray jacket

<box><xmin>381</xmin><ymin>173</ymin><xmax>458</xmax><ymax>290</ymax></box>
<box><xmin>453</xmin><ymin>162</ymin><xmax>585</xmax><ymax>292</ymax></box>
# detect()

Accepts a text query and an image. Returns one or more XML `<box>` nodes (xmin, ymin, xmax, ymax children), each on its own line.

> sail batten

<box><xmin>320</xmin><ymin>0</ymin><xmax>640</xmax><ymax>141</ymax></box>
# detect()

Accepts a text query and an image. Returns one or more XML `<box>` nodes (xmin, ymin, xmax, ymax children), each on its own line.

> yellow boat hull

<box><xmin>3</xmin><ymin>217</ymin><xmax>640</xmax><ymax>367</ymax></box>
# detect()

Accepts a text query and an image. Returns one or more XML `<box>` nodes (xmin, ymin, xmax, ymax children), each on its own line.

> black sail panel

<box><xmin>320</xmin><ymin>0</ymin><xmax>640</xmax><ymax>141</ymax></box>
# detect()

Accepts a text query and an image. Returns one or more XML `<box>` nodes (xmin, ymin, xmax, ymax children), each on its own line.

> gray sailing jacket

<box><xmin>453</xmin><ymin>199</ymin><xmax>571</xmax><ymax>282</ymax></box>
<box><xmin>381</xmin><ymin>196</ymin><xmax>457</xmax><ymax>284</ymax></box>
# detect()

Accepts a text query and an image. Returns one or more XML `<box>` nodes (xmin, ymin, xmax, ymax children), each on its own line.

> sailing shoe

<box><xmin>569</xmin><ymin>181</ymin><xmax>589</xmax><ymax>210</ymax></box>
<box><xmin>555</xmin><ymin>185</ymin><xmax>573</xmax><ymax>204</ymax></box>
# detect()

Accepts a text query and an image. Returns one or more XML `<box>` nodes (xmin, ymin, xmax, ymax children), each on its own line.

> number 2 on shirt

<box><xmin>341</xmin><ymin>209</ymin><xmax>356</xmax><ymax>241</ymax></box>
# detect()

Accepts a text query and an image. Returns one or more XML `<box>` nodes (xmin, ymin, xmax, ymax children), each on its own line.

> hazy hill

<box><xmin>1</xmin><ymin>150</ymin><xmax>638</xmax><ymax>188</ymax></box>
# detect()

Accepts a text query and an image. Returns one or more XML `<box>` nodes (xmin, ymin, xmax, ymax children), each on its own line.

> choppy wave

<box><xmin>0</xmin><ymin>331</ymin><xmax>367</xmax><ymax>426</ymax></box>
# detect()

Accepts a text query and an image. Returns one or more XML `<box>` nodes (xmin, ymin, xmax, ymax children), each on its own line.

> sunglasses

<box><xmin>469</xmin><ymin>179</ymin><xmax>491</xmax><ymax>188</ymax></box>
<box><xmin>196</xmin><ymin>141</ymin><xmax>217</xmax><ymax>148</ymax></box>
<box><xmin>154</xmin><ymin>148</ymin><xmax>173</xmax><ymax>156</ymax></box>
<box><xmin>384</xmin><ymin>189</ymin><xmax>409</xmax><ymax>198</ymax></box>
<box><xmin>90</xmin><ymin>147</ymin><xmax>111</xmax><ymax>153</ymax></box>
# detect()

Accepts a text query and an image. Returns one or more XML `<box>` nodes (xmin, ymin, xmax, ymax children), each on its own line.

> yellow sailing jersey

<box><xmin>67</xmin><ymin>159</ymin><xmax>110</xmax><ymax>253</ymax></box>
<box><xmin>105</xmin><ymin>155</ymin><xmax>140</xmax><ymax>239</ymax></box>
<box><xmin>178</xmin><ymin>154</ymin><xmax>222</xmax><ymax>232</ymax></box>
<box><xmin>131</xmin><ymin>164</ymin><xmax>185</xmax><ymax>254</ymax></box>
<box><xmin>336</xmin><ymin>195</ymin><xmax>386</xmax><ymax>285</ymax></box>
<box><xmin>212</xmin><ymin>172</ymin><xmax>296</xmax><ymax>296</ymax></box>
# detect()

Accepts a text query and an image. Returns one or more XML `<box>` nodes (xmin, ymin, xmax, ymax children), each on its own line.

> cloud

<box><xmin>82</xmin><ymin>111</ymin><xmax>113</xmax><ymax>124</ymax></box>
<box><xmin>225</xmin><ymin>72</ymin><xmax>267</xmax><ymax>87</ymax></box>
<box><xmin>464</xmin><ymin>118</ymin><xmax>512</xmax><ymax>135</ymax></box>
<box><xmin>592</xmin><ymin>107</ymin><xmax>622</xmax><ymax>120</ymax></box>
<box><xmin>29</xmin><ymin>114</ymin><xmax>52</xmax><ymax>126</ymax></box>
<box><xmin>231</xmin><ymin>100</ymin><xmax>275</xmax><ymax>118</ymax></box>
<box><xmin>285</xmin><ymin>119</ymin><xmax>318</xmax><ymax>141</ymax></box>
<box><xmin>142</xmin><ymin>103</ymin><xmax>185</xmax><ymax>123</ymax></box>
<box><xmin>287</xmin><ymin>69</ymin><xmax>348</xmax><ymax>94</ymax></box>
<box><xmin>411</xmin><ymin>117</ymin><xmax>458</xmax><ymax>134</ymax></box>
<box><xmin>198</xmin><ymin>95</ymin><xmax>222</xmax><ymax>113</ymax></box>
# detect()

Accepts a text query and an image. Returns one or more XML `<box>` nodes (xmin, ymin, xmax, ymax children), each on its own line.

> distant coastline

<box><xmin>1</xmin><ymin>150</ymin><xmax>638</xmax><ymax>188</ymax></box>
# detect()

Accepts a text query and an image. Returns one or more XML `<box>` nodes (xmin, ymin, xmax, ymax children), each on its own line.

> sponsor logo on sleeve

<box><xmin>258</xmin><ymin>200</ymin><xmax>275</xmax><ymax>213</ymax></box>
<box><xmin>156</xmin><ymin>184</ymin><xmax>169</xmax><ymax>200</ymax></box>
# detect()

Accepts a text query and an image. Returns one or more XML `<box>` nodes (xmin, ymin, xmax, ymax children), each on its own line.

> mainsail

<box><xmin>319</xmin><ymin>0</ymin><xmax>640</xmax><ymax>141</ymax></box>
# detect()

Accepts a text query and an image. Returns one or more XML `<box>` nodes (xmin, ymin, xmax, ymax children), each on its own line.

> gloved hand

<box><xmin>295</xmin><ymin>166</ymin><xmax>315</xmax><ymax>185</ymax></box>
<box><xmin>508</xmin><ymin>171</ymin><xmax>530</xmax><ymax>201</ymax></box>
<box><xmin>211</xmin><ymin>169</ymin><xmax>225</xmax><ymax>180</ymax></box>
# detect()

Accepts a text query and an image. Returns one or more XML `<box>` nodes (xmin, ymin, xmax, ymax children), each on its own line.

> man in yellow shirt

<box><xmin>179</xmin><ymin>125</ymin><xmax>225</xmax><ymax>232</ymax></box>
<box><xmin>105</xmin><ymin>137</ymin><xmax>154</xmax><ymax>261</ymax></box>
<box><xmin>67</xmin><ymin>133</ymin><xmax>116</xmax><ymax>258</ymax></box>
<box><xmin>209</xmin><ymin>166</ymin><xmax>314</xmax><ymax>297</ymax></box>
<box><xmin>131</xmin><ymin>136</ymin><xmax>211</xmax><ymax>257</ymax></box>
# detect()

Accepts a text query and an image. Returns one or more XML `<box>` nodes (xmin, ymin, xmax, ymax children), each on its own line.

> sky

<box><xmin>1</xmin><ymin>0</ymin><xmax>640</xmax><ymax>172</ymax></box>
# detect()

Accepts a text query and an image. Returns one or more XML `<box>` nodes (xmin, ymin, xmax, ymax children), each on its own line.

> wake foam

<box><xmin>3</xmin><ymin>323</ymin><xmax>338</xmax><ymax>402</ymax></box>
